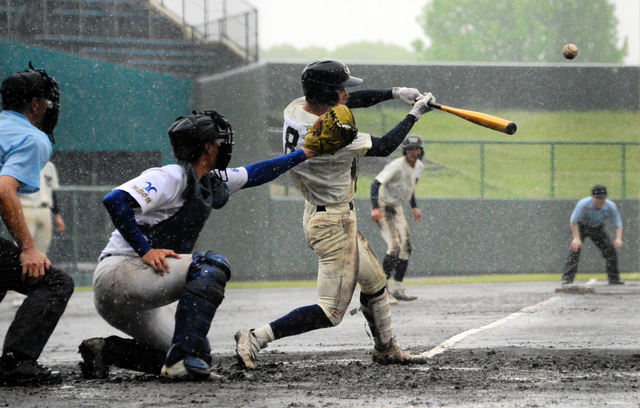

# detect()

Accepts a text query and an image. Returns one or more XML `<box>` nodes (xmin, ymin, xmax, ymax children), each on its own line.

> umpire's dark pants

<box><xmin>562</xmin><ymin>223</ymin><xmax>619</xmax><ymax>282</ymax></box>
<box><xmin>0</xmin><ymin>238</ymin><xmax>74</xmax><ymax>360</ymax></box>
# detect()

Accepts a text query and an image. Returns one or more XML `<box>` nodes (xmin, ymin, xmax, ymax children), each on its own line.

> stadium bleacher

<box><xmin>0</xmin><ymin>0</ymin><xmax>257</xmax><ymax>78</ymax></box>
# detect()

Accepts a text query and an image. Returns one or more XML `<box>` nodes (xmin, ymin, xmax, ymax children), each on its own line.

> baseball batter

<box><xmin>371</xmin><ymin>134</ymin><xmax>424</xmax><ymax>302</ymax></box>
<box><xmin>235</xmin><ymin>58</ymin><xmax>435</xmax><ymax>369</ymax></box>
<box><xmin>79</xmin><ymin>110</ymin><xmax>319</xmax><ymax>381</ymax></box>
<box><xmin>12</xmin><ymin>161</ymin><xmax>65</xmax><ymax>307</ymax></box>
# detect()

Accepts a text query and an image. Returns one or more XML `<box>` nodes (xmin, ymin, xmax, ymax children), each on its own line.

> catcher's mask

<box><xmin>401</xmin><ymin>134</ymin><xmax>424</xmax><ymax>160</ymax></box>
<box><xmin>0</xmin><ymin>62</ymin><xmax>61</xmax><ymax>143</ymax></box>
<box><xmin>302</xmin><ymin>58</ymin><xmax>362</xmax><ymax>106</ymax></box>
<box><xmin>167</xmin><ymin>109</ymin><xmax>234</xmax><ymax>179</ymax></box>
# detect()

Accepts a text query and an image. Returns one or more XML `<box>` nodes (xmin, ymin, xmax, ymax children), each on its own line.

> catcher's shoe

<box><xmin>160</xmin><ymin>344</ymin><xmax>211</xmax><ymax>380</ymax></box>
<box><xmin>234</xmin><ymin>329</ymin><xmax>264</xmax><ymax>370</ymax></box>
<box><xmin>372</xmin><ymin>337</ymin><xmax>426</xmax><ymax>365</ymax></box>
<box><xmin>392</xmin><ymin>287</ymin><xmax>417</xmax><ymax>301</ymax></box>
<box><xmin>160</xmin><ymin>359</ymin><xmax>222</xmax><ymax>381</ymax></box>
<box><xmin>79</xmin><ymin>338</ymin><xmax>109</xmax><ymax>379</ymax></box>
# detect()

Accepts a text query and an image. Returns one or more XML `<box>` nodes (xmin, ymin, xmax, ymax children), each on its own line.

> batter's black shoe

<box><xmin>561</xmin><ymin>278</ymin><xmax>573</xmax><ymax>285</ymax></box>
<box><xmin>609</xmin><ymin>278</ymin><xmax>625</xmax><ymax>285</ymax></box>
<box><xmin>0</xmin><ymin>359</ymin><xmax>62</xmax><ymax>386</ymax></box>
<box><xmin>79</xmin><ymin>338</ymin><xmax>109</xmax><ymax>379</ymax></box>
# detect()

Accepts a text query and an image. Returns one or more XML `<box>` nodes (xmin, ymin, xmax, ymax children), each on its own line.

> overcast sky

<box><xmin>246</xmin><ymin>0</ymin><xmax>639</xmax><ymax>65</ymax></box>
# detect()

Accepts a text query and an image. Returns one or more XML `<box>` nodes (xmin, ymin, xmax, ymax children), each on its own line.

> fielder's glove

<box><xmin>304</xmin><ymin>105</ymin><xmax>358</xmax><ymax>155</ymax></box>
<box><xmin>409</xmin><ymin>92</ymin><xmax>436</xmax><ymax>119</ymax></box>
<box><xmin>392</xmin><ymin>87</ymin><xmax>422</xmax><ymax>106</ymax></box>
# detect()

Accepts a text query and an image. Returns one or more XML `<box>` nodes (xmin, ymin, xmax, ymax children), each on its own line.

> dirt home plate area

<box><xmin>2</xmin><ymin>280</ymin><xmax>640</xmax><ymax>407</ymax></box>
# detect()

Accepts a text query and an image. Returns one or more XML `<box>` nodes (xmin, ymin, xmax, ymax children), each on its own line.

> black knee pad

<box><xmin>186</xmin><ymin>251</ymin><xmax>231</xmax><ymax>305</ymax></box>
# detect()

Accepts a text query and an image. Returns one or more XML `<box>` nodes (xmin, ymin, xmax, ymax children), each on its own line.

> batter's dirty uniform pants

<box><xmin>303</xmin><ymin>201</ymin><xmax>387</xmax><ymax>326</ymax></box>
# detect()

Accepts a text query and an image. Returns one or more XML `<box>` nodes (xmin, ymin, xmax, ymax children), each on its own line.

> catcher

<box><xmin>234</xmin><ymin>58</ymin><xmax>435</xmax><ymax>370</ymax></box>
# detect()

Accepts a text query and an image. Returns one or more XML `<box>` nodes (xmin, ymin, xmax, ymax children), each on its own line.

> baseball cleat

<box><xmin>0</xmin><ymin>359</ymin><xmax>62</xmax><ymax>386</ymax></box>
<box><xmin>392</xmin><ymin>287</ymin><xmax>417</xmax><ymax>301</ymax></box>
<box><xmin>79</xmin><ymin>338</ymin><xmax>109</xmax><ymax>379</ymax></box>
<box><xmin>161</xmin><ymin>344</ymin><xmax>211</xmax><ymax>380</ymax></box>
<box><xmin>609</xmin><ymin>279</ymin><xmax>625</xmax><ymax>285</ymax></box>
<box><xmin>372</xmin><ymin>337</ymin><xmax>427</xmax><ymax>365</ymax></box>
<box><xmin>387</xmin><ymin>291</ymin><xmax>399</xmax><ymax>305</ymax></box>
<box><xmin>160</xmin><ymin>357</ymin><xmax>213</xmax><ymax>381</ymax></box>
<box><xmin>234</xmin><ymin>329</ymin><xmax>263</xmax><ymax>370</ymax></box>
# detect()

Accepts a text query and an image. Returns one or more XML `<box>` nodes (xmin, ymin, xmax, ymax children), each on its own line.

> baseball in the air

<box><xmin>562</xmin><ymin>44</ymin><xmax>578</xmax><ymax>60</ymax></box>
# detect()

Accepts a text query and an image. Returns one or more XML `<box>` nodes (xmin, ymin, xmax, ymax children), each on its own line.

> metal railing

<box><xmin>152</xmin><ymin>0</ymin><xmax>258</xmax><ymax>60</ymax></box>
<box><xmin>2</xmin><ymin>0</ymin><xmax>258</xmax><ymax>61</ymax></box>
<box><xmin>423</xmin><ymin>140</ymin><xmax>639</xmax><ymax>198</ymax></box>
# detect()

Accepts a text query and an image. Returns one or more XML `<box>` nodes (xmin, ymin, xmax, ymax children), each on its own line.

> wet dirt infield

<box><xmin>2</xmin><ymin>280</ymin><xmax>640</xmax><ymax>407</ymax></box>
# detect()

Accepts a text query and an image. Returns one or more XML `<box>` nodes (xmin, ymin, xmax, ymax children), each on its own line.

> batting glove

<box><xmin>409</xmin><ymin>93</ymin><xmax>436</xmax><ymax>119</ymax></box>
<box><xmin>392</xmin><ymin>87</ymin><xmax>422</xmax><ymax>106</ymax></box>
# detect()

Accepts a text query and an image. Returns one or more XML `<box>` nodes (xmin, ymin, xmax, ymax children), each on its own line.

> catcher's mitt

<box><xmin>304</xmin><ymin>105</ymin><xmax>358</xmax><ymax>155</ymax></box>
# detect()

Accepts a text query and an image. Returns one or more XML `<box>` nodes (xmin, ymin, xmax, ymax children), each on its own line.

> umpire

<box><xmin>561</xmin><ymin>185</ymin><xmax>624</xmax><ymax>285</ymax></box>
<box><xmin>0</xmin><ymin>64</ymin><xmax>74</xmax><ymax>385</ymax></box>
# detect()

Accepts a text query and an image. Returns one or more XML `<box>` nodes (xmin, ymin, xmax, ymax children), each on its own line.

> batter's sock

<box><xmin>252</xmin><ymin>325</ymin><xmax>275</xmax><ymax>345</ymax></box>
<box><xmin>269</xmin><ymin>304</ymin><xmax>333</xmax><ymax>340</ymax></box>
<box><xmin>394</xmin><ymin>259</ymin><xmax>409</xmax><ymax>283</ymax></box>
<box><xmin>383</xmin><ymin>255</ymin><xmax>401</xmax><ymax>280</ymax></box>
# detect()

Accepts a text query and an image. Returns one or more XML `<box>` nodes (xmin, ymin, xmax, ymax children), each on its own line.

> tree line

<box><xmin>262</xmin><ymin>0</ymin><xmax>627</xmax><ymax>63</ymax></box>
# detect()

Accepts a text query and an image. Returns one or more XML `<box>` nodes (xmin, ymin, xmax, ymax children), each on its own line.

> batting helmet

<box><xmin>167</xmin><ymin>110</ymin><xmax>234</xmax><ymax>170</ymax></box>
<box><xmin>402</xmin><ymin>134</ymin><xmax>424</xmax><ymax>159</ymax></box>
<box><xmin>301</xmin><ymin>59</ymin><xmax>362</xmax><ymax>106</ymax></box>
<box><xmin>1</xmin><ymin>62</ymin><xmax>61</xmax><ymax>142</ymax></box>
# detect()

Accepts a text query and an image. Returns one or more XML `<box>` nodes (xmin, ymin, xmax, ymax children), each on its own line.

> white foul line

<box><xmin>420</xmin><ymin>296</ymin><xmax>560</xmax><ymax>359</ymax></box>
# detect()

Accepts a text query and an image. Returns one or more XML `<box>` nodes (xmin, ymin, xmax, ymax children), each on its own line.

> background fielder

<box><xmin>371</xmin><ymin>134</ymin><xmax>424</xmax><ymax>302</ymax></box>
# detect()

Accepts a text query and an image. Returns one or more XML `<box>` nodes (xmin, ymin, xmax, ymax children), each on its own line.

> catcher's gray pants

<box><xmin>92</xmin><ymin>255</ymin><xmax>193</xmax><ymax>351</ymax></box>
<box><xmin>377</xmin><ymin>204</ymin><xmax>411</xmax><ymax>260</ymax></box>
<box><xmin>303</xmin><ymin>201</ymin><xmax>387</xmax><ymax>326</ymax></box>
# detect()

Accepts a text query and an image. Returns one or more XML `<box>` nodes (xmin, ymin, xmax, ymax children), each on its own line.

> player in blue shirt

<box><xmin>562</xmin><ymin>185</ymin><xmax>624</xmax><ymax>285</ymax></box>
<box><xmin>0</xmin><ymin>64</ymin><xmax>74</xmax><ymax>385</ymax></box>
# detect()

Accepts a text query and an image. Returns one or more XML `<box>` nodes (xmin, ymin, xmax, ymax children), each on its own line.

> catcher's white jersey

<box><xmin>283</xmin><ymin>97</ymin><xmax>372</xmax><ymax>206</ymax></box>
<box><xmin>100</xmin><ymin>164</ymin><xmax>248</xmax><ymax>259</ymax></box>
<box><xmin>18</xmin><ymin>161</ymin><xmax>59</xmax><ymax>209</ymax></box>
<box><xmin>376</xmin><ymin>157</ymin><xmax>424</xmax><ymax>206</ymax></box>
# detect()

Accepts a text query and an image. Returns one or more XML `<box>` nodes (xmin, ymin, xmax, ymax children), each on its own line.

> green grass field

<box><xmin>353</xmin><ymin>109</ymin><xmax>639</xmax><ymax>199</ymax></box>
<box><xmin>70</xmin><ymin>272</ymin><xmax>638</xmax><ymax>291</ymax></box>
<box><xmin>222</xmin><ymin>272</ymin><xmax>640</xmax><ymax>289</ymax></box>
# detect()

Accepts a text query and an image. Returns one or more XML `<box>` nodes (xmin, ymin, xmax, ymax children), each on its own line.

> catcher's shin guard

<box><xmin>360</xmin><ymin>289</ymin><xmax>393</xmax><ymax>349</ymax></box>
<box><xmin>170</xmin><ymin>252</ymin><xmax>230</xmax><ymax>362</ymax></box>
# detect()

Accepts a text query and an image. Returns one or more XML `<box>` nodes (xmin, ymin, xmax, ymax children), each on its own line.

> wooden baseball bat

<box><xmin>427</xmin><ymin>102</ymin><xmax>517</xmax><ymax>135</ymax></box>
